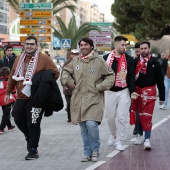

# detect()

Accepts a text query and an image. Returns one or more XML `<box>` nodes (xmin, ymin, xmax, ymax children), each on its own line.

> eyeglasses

<box><xmin>25</xmin><ymin>43</ymin><xmax>36</xmax><ymax>46</ymax></box>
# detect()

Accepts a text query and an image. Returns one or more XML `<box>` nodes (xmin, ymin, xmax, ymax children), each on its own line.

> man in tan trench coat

<box><xmin>61</xmin><ymin>37</ymin><xmax>115</xmax><ymax>162</ymax></box>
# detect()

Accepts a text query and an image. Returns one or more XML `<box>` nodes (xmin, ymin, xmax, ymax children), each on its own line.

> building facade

<box><xmin>0</xmin><ymin>0</ymin><xmax>9</xmax><ymax>42</ymax></box>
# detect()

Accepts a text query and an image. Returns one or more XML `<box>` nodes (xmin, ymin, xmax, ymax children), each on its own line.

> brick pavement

<box><xmin>0</xmin><ymin>85</ymin><xmax>169</xmax><ymax>170</ymax></box>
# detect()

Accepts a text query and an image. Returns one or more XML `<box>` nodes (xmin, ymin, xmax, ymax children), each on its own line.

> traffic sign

<box><xmin>53</xmin><ymin>37</ymin><xmax>61</xmax><ymax>49</ymax></box>
<box><xmin>20</xmin><ymin>36</ymin><xmax>51</xmax><ymax>42</ymax></box>
<box><xmin>20</xmin><ymin>28</ymin><xmax>51</xmax><ymax>34</ymax></box>
<box><xmin>90</xmin><ymin>22</ymin><xmax>112</xmax><ymax>27</ymax></box>
<box><xmin>20</xmin><ymin>20</ymin><xmax>51</xmax><ymax>26</ymax></box>
<box><xmin>20</xmin><ymin>11</ymin><xmax>52</xmax><ymax>18</ymax></box>
<box><xmin>61</xmin><ymin>39</ymin><xmax>71</xmax><ymax>49</ymax></box>
<box><xmin>20</xmin><ymin>3</ymin><xmax>53</xmax><ymax>10</ymax></box>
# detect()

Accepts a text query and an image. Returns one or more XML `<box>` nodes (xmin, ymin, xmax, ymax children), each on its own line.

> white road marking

<box><xmin>84</xmin><ymin>161</ymin><xmax>106</xmax><ymax>170</ymax></box>
<box><xmin>85</xmin><ymin>115</ymin><xmax>170</xmax><ymax>170</ymax></box>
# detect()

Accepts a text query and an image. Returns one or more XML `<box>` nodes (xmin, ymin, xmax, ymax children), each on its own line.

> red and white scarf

<box><xmin>12</xmin><ymin>49</ymin><xmax>39</xmax><ymax>96</ymax></box>
<box><xmin>135</xmin><ymin>55</ymin><xmax>151</xmax><ymax>80</ymax></box>
<box><xmin>106</xmin><ymin>50</ymin><xmax>127</xmax><ymax>88</ymax></box>
<box><xmin>81</xmin><ymin>50</ymin><xmax>94</xmax><ymax>62</ymax></box>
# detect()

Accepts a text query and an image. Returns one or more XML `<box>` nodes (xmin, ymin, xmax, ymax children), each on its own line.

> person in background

<box><xmin>133</xmin><ymin>42</ymin><xmax>142</xmax><ymax>137</ymax></box>
<box><xmin>160</xmin><ymin>54</ymin><xmax>170</xmax><ymax>109</ymax></box>
<box><xmin>104</xmin><ymin>36</ymin><xmax>137</xmax><ymax>151</ymax></box>
<box><xmin>61</xmin><ymin>37</ymin><xmax>115</xmax><ymax>162</ymax></box>
<box><xmin>62</xmin><ymin>49</ymin><xmax>79</xmax><ymax>122</ymax></box>
<box><xmin>134</xmin><ymin>42</ymin><xmax>140</xmax><ymax>59</ymax></box>
<box><xmin>4</xmin><ymin>35</ymin><xmax>60</xmax><ymax>160</ymax></box>
<box><xmin>158</xmin><ymin>52</ymin><xmax>166</xmax><ymax>66</ymax></box>
<box><xmin>0</xmin><ymin>45</ymin><xmax>17</xmax><ymax>71</ymax></box>
<box><xmin>130</xmin><ymin>41</ymin><xmax>165</xmax><ymax>150</ymax></box>
<box><xmin>0</xmin><ymin>67</ymin><xmax>16</xmax><ymax>134</ymax></box>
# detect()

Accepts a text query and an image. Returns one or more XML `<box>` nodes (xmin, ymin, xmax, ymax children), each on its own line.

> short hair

<box><xmin>25</xmin><ymin>35</ymin><xmax>37</xmax><ymax>45</ymax></box>
<box><xmin>114</xmin><ymin>36</ymin><xmax>128</xmax><ymax>42</ymax></box>
<box><xmin>78</xmin><ymin>37</ymin><xmax>94</xmax><ymax>50</ymax></box>
<box><xmin>134</xmin><ymin>42</ymin><xmax>140</xmax><ymax>48</ymax></box>
<box><xmin>4</xmin><ymin>45</ymin><xmax>13</xmax><ymax>51</ymax></box>
<box><xmin>0</xmin><ymin>67</ymin><xmax>10</xmax><ymax>76</ymax></box>
<box><xmin>139</xmin><ymin>41</ymin><xmax>150</xmax><ymax>48</ymax></box>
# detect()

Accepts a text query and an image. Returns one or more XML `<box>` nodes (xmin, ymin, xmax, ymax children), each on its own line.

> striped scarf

<box><xmin>12</xmin><ymin>49</ymin><xmax>39</xmax><ymax>97</ymax></box>
<box><xmin>135</xmin><ymin>55</ymin><xmax>151</xmax><ymax>80</ymax></box>
<box><xmin>106</xmin><ymin>50</ymin><xmax>127</xmax><ymax>88</ymax></box>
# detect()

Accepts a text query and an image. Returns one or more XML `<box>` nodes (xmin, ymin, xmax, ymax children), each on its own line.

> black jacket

<box><xmin>31</xmin><ymin>70</ymin><xmax>64</xmax><ymax>117</ymax></box>
<box><xmin>0</xmin><ymin>53</ymin><xmax>17</xmax><ymax>71</ymax></box>
<box><xmin>103</xmin><ymin>53</ymin><xmax>135</xmax><ymax>94</ymax></box>
<box><xmin>161</xmin><ymin>58</ymin><xmax>168</xmax><ymax>76</ymax></box>
<box><xmin>134</xmin><ymin>56</ymin><xmax>165</xmax><ymax>101</ymax></box>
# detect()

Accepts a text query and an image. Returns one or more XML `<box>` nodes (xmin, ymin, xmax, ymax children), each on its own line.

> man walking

<box><xmin>0</xmin><ymin>45</ymin><xmax>17</xmax><ymax>70</ymax></box>
<box><xmin>104</xmin><ymin>36</ymin><xmax>137</xmax><ymax>151</ymax></box>
<box><xmin>4</xmin><ymin>35</ymin><xmax>60</xmax><ymax>160</ymax></box>
<box><xmin>61</xmin><ymin>37</ymin><xmax>115</xmax><ymax>162</ymax></box>
<box><xmin>130</xmin><ymin>41</ymin><xmax>165</xmax><ymax>150</ymax></box>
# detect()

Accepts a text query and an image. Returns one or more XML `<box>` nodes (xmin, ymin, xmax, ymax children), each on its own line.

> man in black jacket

<box><xmin>104</xmin><ymin>36</ymin><xmax>137</xmax><ymax>151</ymax></box>
<box><xmin>130</xmin><ymin>41</ymin><xmax>165</xmax><ymax>150</ymax></box>
<box><xmin>0</xmin><ymin>45</ymin><xmax>17</xmax><ymax>71</ymax></box>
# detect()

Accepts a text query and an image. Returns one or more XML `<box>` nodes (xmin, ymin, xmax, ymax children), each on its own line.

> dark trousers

<box><xmin>65</xmin><ymin>95</ymin><xmax>71</xmax><ymax>120</ymax></box>
<box><xmin>0</xmin><ymin>103</ymin><xmax>13</xmax><ymax>130</ymax></box>
<box><xmin>133</xmin><ymin>105</ymin><xmax>143</xmax><ymax>136</ymax></box>
<box><xmin>12</xmin><ymin>99</ymin><xmax>44</xmax><ymax>149</ymax></box>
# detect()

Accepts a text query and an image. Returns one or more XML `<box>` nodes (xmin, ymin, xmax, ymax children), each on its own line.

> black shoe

<box><xmin>25</xmin><ymin>148</ymin><xmax>39</xmax><ymax>160</ymax></box>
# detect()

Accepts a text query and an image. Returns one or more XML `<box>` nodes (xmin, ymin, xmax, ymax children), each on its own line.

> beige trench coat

<box><xmin>61</xmin><ymin>53</ymin><xmax>115</xmax><ymax>124</ymax></box>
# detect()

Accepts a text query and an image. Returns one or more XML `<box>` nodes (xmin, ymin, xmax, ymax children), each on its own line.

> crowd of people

<box><xmin>0</xmin><ymin>35</ymin><xmax>169</xmax><ymax>162</ymax></box>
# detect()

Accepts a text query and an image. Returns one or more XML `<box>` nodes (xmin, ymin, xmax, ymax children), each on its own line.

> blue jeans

<box><xmin>79</xmin><ymin>121</ymin><xmax>100</xmax><ymax>156</ymax></box>
<box><xmin>164</xmin><ymin>75</ymin><xmax>170</xmax><ymax>106</ymax></box>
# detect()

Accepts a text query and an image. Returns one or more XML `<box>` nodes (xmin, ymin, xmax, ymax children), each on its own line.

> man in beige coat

<box><xmin>61</xmin><ymin>37</ymin><xmax>115</xmax><ymax>162</ymax></box>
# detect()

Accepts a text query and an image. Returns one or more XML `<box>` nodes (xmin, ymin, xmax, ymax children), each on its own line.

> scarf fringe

<box><xmin>12</xmin><ymin>75</ymin><xmax>24</xmax><ymax>81</ymax></box>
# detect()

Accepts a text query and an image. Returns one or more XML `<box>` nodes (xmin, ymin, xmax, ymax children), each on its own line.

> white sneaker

<box><xmin>115</xmin><ymin>142</ymin><xmax>124</xmax><ymax>151</ymax></box>
<box><xmin>160</xmin><ymin>104</ymin><xmax>166</xmax><ymax>110</ymax></box>
<box><xmin>108</xmin><ymin>135</ymin><xmax>115</xmax><ymax>146</ymax></box>
<box><xmin>134</xmin><ymin>135</ymin><xmax>144</xmax><ymax>145</ymax></box>
<box><xmin>144</xmin><ymin>139</ymin><xmax>152</xmax><ymax>150</ymax></box>
<box><xmin>91</xmin><ymin>151</ymin><xmax>100</xmax><ymax>162</ymax></box>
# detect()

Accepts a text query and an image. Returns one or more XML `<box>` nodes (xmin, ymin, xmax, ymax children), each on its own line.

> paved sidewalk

<box><xmin>0</xmin><ymin>83</ymin><xmax>169</xmax><ymax>170</ymax></box>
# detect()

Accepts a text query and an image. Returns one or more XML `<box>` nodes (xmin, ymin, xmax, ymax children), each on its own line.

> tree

<box><xmin>52</xmin><ymin>16</ymin><xmax>101</xmax><ymax>49</ymax></box>
<box><xmin>7</xmin><ymin>0</ymin><xmax>78</xmax><ymax>15</ymax></box>
<box><xmin>111</xmin><ymin>0</ymin><xmax>170</xmax><ymax>40</ymax></box>
<box><xmin>40</xmin><ymin>42</ymin><xmax>49</xmax><ymax>49</ymax></box>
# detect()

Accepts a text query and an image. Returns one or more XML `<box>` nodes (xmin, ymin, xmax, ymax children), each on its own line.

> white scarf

<box><xmin>12</xmin><ymin>49</ymin><xmax>39</xmax><ymax>97</ymax></box>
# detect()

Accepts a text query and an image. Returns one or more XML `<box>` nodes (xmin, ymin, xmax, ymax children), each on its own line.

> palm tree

<box><xmin>7</xmin><ymin>0</ymin><xmax>78</xmax><ymax>15</ymax></box>
<box><xmin>40</xmin><ymin>42</ymin><xmax>49</xmax><ymax>49</ymax></box>
<box><xmin>52</xmin><ymin>16</ymin><xmax>101</xmax><ymax>49</ymax></box>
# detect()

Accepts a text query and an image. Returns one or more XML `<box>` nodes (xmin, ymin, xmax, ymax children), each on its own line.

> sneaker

<box><xmin>25</xmin><ymin>148</ymin><xmax>39</xmax><ymax>160</ymax></box>
<box><xmin>67</xmin><ymin>119</ymin><xmax>71</xmax><ymax>122</ymax></box>
<box><xmin>81</xmin><ymin>156</ymin><xmax>91</xmax><ymax>162</ymax></box>
<box><xmin>144</xmin><ymin>139</ymin><xmax>152</xmax><ymax>150</ymax></box>
<box><xmin>108</xmin><ymin>135</ymin><xmax>115</xmax><ymax>146</ymax></box>
<box><xmin>115</xmin><ymin>142</ymin><xmax>124</xmax><ymax>151</ymax></box>
<box><xmin>160</xmin><ymin>104</ymin><xmax>166</xmax><ymax>110</ymax></box>
<box><xmin>134</xmin><ymin>135</ymin><xmax>144</xmax><ymax>145</ymax></box>
<box><xmin>0</xmin><ymin>129</ymin><xmax>4</xmax><ymax>135</ymax></box>
<box><xmin>8</xmin><ymin>126</ymin><xmax>15</xmax><ymax>132</ymax></box>
<box><xmin>91</xmin><ymin>151</ymin><xmax>100</xmax><ymax>162</ymax></box>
